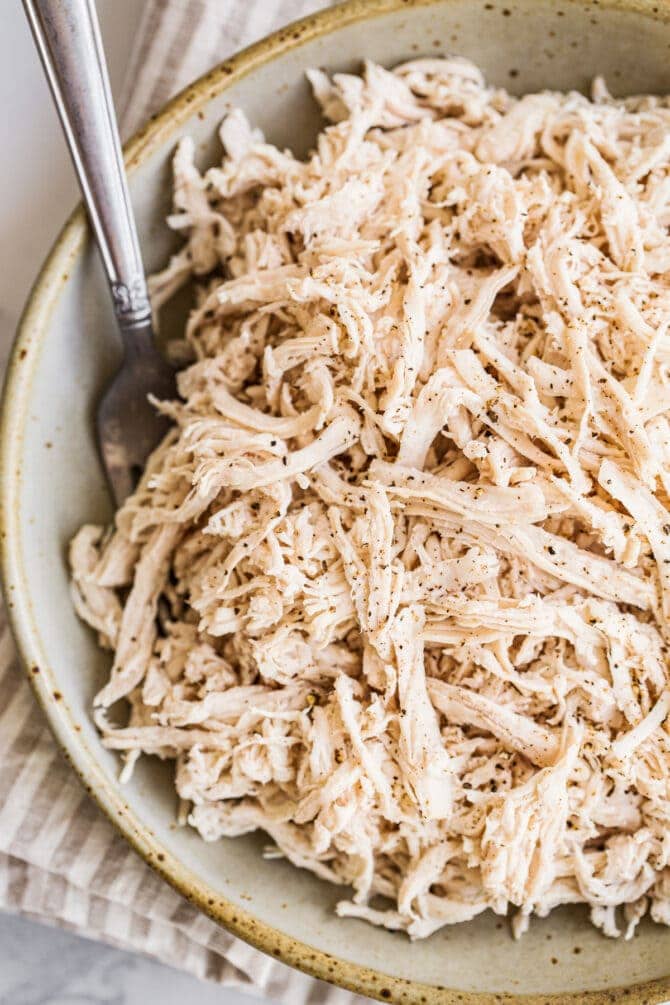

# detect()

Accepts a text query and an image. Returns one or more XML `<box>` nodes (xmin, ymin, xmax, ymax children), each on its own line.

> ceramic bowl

<box><xmin>4</xmin><ymin>1</ymin><xmax>670</xmax><ymax>1001</ymax></box>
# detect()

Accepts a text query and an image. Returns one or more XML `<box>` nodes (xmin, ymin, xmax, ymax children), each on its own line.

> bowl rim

<box><xmin>3</xmin><ymin>0</ymin><xmax>670</xmax><ymax>1001</ymax></box>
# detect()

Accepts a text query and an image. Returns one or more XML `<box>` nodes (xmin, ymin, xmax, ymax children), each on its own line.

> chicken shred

<box><xmin>71</xmin><ymin>58</ymin><xmax>670</xmax><ymax>940</ymax></box>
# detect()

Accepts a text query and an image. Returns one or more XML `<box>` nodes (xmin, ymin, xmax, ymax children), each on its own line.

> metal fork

<box><xmin>23</xmin><ymin>0</ymin><xmax>177</xmax><ymax>504</ymax></box>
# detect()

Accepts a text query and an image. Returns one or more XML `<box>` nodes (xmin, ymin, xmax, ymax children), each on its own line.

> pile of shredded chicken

<box><xmin>70</xmin><ymin>58</ymin><xmax>670</xmax><ymax>940</ymax></box>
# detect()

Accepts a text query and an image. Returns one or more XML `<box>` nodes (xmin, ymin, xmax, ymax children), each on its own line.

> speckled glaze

<box><xmin>4</xmin><ymin>2</ymin><xmax>670</xmax><ymax>1002</ymax></box>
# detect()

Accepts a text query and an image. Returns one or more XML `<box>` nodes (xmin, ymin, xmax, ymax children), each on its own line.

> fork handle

<box><xmin>23</xmin><ymin>0</ymin><xmax>152</xmax><ymax>338</ymax></box>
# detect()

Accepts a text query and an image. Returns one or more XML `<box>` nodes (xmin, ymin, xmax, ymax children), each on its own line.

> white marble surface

<box><xmin>0</xmin><ymin>3</ymin><xmax>272</xmax><ymax>1003</ymax></box>
<box><xmin>0</xmin><ymin>912</ymin><xmax>267</xmax><ymax>1005</ymax></box>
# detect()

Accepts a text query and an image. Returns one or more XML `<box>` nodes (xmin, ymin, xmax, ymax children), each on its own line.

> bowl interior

<box><xmin>5</xmin><ymin>0</ymin><xmax>670</xmax><ymax>999</ymax></box>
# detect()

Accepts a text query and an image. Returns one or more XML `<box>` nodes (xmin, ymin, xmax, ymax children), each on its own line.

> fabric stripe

<box><xmin>117</xmin><ymin>0</ymin><xmax>170</xmax><ymax>132</ymax></box>
<box><xmin>0</xmin><ymin>685</ymin><xmax>36</xmax><ymax>771</ymax></box>
<box><xmin>0</xmin><ymin>746</ymin><xmax>61</xmax><ymax>847</ymax></box>
<box><xmin>143</xmin><ymin>0</ymin><xmax>208</xmax><ymax>121</ymax></box>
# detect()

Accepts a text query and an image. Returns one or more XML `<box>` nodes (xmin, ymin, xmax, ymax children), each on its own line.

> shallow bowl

<box><xmin>4</xmin><ymin>1</ymin><xmax>670</xmax><ymax>1001</ymax></box>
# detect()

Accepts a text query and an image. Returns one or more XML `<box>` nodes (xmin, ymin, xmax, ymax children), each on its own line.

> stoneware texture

<box><xmin>3</xmin><ymin>1</ymin><xmax>670</xmax><ymax>1002</ymax></box>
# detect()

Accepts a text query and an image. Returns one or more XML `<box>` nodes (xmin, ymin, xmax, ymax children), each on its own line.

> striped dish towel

<box><xmin>0</xmin><ymin>1</ymin><xmax>366</xmax><ymax>1001</ymax></box>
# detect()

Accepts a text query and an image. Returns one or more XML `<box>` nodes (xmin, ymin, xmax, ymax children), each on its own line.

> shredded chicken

<box><xmin>70</xmin><ymin>59</ymin><xmax>670</xmax><ymax>941</ymax></box>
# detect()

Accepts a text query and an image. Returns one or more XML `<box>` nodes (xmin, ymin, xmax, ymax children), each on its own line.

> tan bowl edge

<box><xmin>3</xmin><ymin>1</ymin><xmax>670</xmax><ymax>1002</ymax></box>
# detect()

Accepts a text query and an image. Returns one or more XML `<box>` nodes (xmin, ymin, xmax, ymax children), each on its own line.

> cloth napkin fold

<box><xmin>0</xmin><ymin>1</ymin><xmax>366</xmax><ymax>1000</ymax></box>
